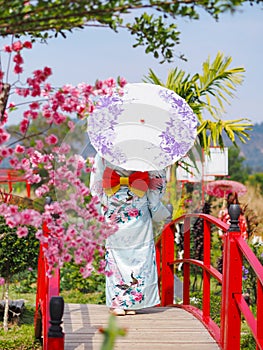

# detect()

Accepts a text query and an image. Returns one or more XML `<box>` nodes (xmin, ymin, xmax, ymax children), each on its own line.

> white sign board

<box><xmin>176</xmin><ymin>147</ymin><xmax>228</xmax><ymax>182</ymax></box>
<box><xmin>204</xmin><ymin>147</ymin><xmax>228</xmax><ymax>176</ymax></box>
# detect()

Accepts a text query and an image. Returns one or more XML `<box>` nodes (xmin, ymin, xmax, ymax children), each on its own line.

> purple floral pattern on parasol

<box><xmin>158</xmin><ymin>89</ymin><xmax>197</xmax><ymax>163</ymax></box>
<box><xmin>88</xmin><ymin>92</ymin><xmax>127</xmax><ymax>164</ymax></box>
<box><xmin>88</xmin><ymin>83</ymin><xmax>198</xmax><ymax>171</ymax></box>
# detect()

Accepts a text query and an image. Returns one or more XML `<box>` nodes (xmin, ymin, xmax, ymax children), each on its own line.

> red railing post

<box><xmin>257</xmin><ymin>279</ymin><xmax>263</xmax><ymax>350</ymax></box>
<box><xmin>35</xmin><ymin>220</ymin><xmax>63</xmax><ymax>350</ymax></box>
<box><xmin>220</xmin><ymin>204</ymin><xmax>242</xmax><ymax>349</ymax></box>
<box><xmin>161</xmin><ymin>223</ymin><xmax>175</xmax><ymax>306</ymax></box>
<box><xmin>183</xmin><ymin>217</ymin><xmax>191</xmax><ymax>305</ymax></box>
<box><xmin>203</xmin><ymin>219</ymin><xmax>211</xmax><ymax>320</ymax></box>
<box><xmin>47</xmin><ymin>296</ymin><xmax>64</xmax><ymax>350</ymax></box>
<box><xmin>34</xmin><ymin>243</ymin><xmax>46</xmax><ymax>339</ymax></box>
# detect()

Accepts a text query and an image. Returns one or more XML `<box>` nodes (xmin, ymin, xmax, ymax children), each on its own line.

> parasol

<box><xmin>205</xmin><ymin>179</ymin><xmax>247</xmax><ymax>198</ymax></box>
<box><xmin>87</xmin><ymin>83</ymin><xmax>197</xmax><ymax>171</ymax></box>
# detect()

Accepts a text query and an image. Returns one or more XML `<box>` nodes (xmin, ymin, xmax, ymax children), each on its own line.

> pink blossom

<box><xmin>9</xmin><ymin>205</ymin><xmax>19</xmax><ymax>215</ymax></box>
<box><xmin>45</xmin><ymin>134</ymin><xmax>58</xmax><ymax>145</ymax></box>
<box><xmin>0</xmin><ymin>70</ymin><xmax>4</xmax><ymax>80</ymax></box>
<box><xmin>43</xmin><ymin>83</ymin><xmax>52</xmax><ymax>92</ymax></box>
<box><xmin>29</xmin><ymin>102</ymin><xmax>39</xmax><ymax>110</ymax></box>
<box><xmin>6</xmin><ymin>216</ymin><xmax>19</xmax><ymax>228</ymax></box>
<box><xmin>0</xmin><ymin>112</ymin><xmax>8</xmax><ymax>126</ymax></box>
<box><xmin>17</xmin><ymin>226</ymin><xmax>28</xmax><ymax>238</ymax></box>
<box><xmin>52</xmin><ymin>112</ymin><xmax>66</xmax><ymax>124</ymax></box>
<box><xmin>0</xmin><ymin>277</ymin><xmax>5</xmax><ymax>286</ymax></box>
<box><xmin>23</xmin><ymin>110</ymin><xmax>38</xmax><ymax>119</ymax></box>
<box><xmin>12</xmin><ymin>41</ymin><xmax>23</xmax><ymax>52</ymax></box>
<box><xmin>104</xmin><ymin>78</ymin><xmax>116</xmax><ymax>88</ymax></box>
<box><xmin>15</xmin><ymin>144</ymin><xmax>25</xmax><ymax>153</ymax></box>
<box><xmin>19</xmin><ymin>118</ymin><xmax>29</xmax><ymax>133</ymax></box>
<box><xmin>23</xmin><ymin>41</ymin><xmax>32</xmax><ymax>49</ymax></box>
<box><xmin>13</xmin><ymin>53</ymin><xmax>24</xmax><ymax>64</ymax></box>
<box><xmin>20</xmin><ymin>209</ymin><xmax>42</xmax><ymax>227</ymax></box>
<box><xmin>35</xmin><ymin>139</ymin><xmax>44</xmax><ymax>150</ymax></box>
<box><xmin>29</xmin><ymin>173</ymin><xmax>41</xmax><ymax>184</ymax></box>
<box><xmin>35</xmin><ymin>184</ymin><xmax>50</xmax><ymax>197</ymax></box>
<box><xmin>3</xmin><ymin>45</ymin><xmax>12</xmax><ymax>53</ymax></box>
<box><xmin>42</xmin><ymin>108</ymin><xmax>52</xmax><ymax>119</ymax></box>
<box><xmin>15</xmin><ymin>87</ymin><xmax>30</xmax><ymax>97</ymax></box>
<box><xmin>0</xmin><ymin>148</ymin><xmax>8</xmax><ymax>157</ymax></box>
<box><xmin>95</xmin><ymin>80</ymin><xmax>103</xmax><ymax>89</ymax></box>
<box><xmin>97</xmin><ymin>259</ymin><xmax>107</xmax><ymax>273</ymax></box>
<box><xmin>31</xmin><ymin>85</ymin><xmax>41</xmax><ymax>97</ymax></box>
<box><xmin>43</xmin><ymin>66</ymin><xmax>52</xmax><ymax>77</ymax></box>
<box><xmin>9</xmin><ymin>158</ymin><xmax>19</xmax><ymax>167</ymax></box>
<box><xmin>0</xmin><ymin>147</ymin><xmax>12</xmax><ymax>158</ymax></box>
<box><xmin>8</xmin><ymin>102</ymin><xmax>16</xmax><ymax>109</ymax></box>
<box><xmin>31</xmin><ymin>111</ymin><xmax>39</xmax><ymax>119</ymax></box>
<box><xmin>0</xmin><ymin>128</ymin><xmax>10</xmax><ymax>145</ymax></box>
<box><xmin>14</xmin><ymin>64</ymin><xmax>23</xmax><ymax>74</ymax></box>
<box><xmin>118</xmin><ymin>77</ymin><xmax>127</xmax><ymax>88</ymax></box>
<box><xmin>88</xmin><ymin>104</ymin><xmax>94</xmax><ymax>113</ymax></box>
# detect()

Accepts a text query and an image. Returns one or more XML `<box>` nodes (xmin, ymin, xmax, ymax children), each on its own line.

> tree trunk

<box><xmin>0</xmin><ymin>83</ymin><xmax>11</xmax><ymax>121</ymax></box>
<box><xmin>3</xmin><ymin>278</ymin><xmax>9</xmax><ymax>332</ymax></box>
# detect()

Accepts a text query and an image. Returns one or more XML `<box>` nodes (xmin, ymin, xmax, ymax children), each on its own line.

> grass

<box><xmin>0</xmin><ymin>306</ymin><xmax>42</xmax><ymax>350</ymax></box>
<box><xmin>61</xmin><ymin>289</ymin><xmax>104</xmax><ymax>304</ymax></box>
<box><xmin>0</xmin><ymin>286</ymin><xmax>104</xmax><ymax>350</ymax></box>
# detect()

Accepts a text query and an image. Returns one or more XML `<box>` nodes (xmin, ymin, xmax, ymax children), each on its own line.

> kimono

<box><xmin>90</xmin><ymin>154</ymin><xmax>170</xmax><ymax>310</ymax></box>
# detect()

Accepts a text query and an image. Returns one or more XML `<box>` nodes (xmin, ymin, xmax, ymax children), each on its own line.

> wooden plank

<box><xmin>65</xmin><ymin>331</ymin><xmax>216</xmax><ymax>341</ymax></box>
<box><xmin>65</xmin><ymin>344</ymin><xmax>220</xmax><ymax>350</ymax></box>
<box><xmin>63</xmin><ymin>304</ymin><xmax>220</xmax><ymax>350</ymax></box>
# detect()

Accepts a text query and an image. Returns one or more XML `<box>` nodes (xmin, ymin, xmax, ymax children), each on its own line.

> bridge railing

<box><xmin>34</xmin><ymin>222</ymin><xmax>64</xmax><ymax>350</ymax></box>
<box><xmin>155</xmin><ymin>204</ymin><xmax>263</xmax><ymax>350</ymax></box>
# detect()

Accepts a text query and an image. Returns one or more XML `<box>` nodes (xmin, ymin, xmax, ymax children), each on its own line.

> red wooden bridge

<box><xmin>35</xmin><ymin>204</ymin><xmax>263</xmax><ymax>350</ymax></box>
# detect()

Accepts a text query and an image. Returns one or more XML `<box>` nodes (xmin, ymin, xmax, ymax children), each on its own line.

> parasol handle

<box><xmin>228</xmin><ymin>204</ymin><xmax>240</xmax><ymax>232</ymax></box>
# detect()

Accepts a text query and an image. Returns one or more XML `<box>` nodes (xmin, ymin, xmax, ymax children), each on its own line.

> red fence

<box><xmin>35</xmin><ymin>205</ymin><xmax>262</xmax><ymax>349</ymax></box>
<box><xmin>34</xmin><ymin>222</ymin><xmax>64</xmax><ymax>350</ymax></box>
<box><xmin>156</xmin><ymin>204</ymin><xmax>263</xmax><ymax>350</ymax></box>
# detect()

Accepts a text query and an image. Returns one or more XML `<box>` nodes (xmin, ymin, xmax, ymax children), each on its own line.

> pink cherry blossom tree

<box><xmin>0</xmin><ymin>38</ymin><xmax>126</xmax><ymax>280</ymax></box>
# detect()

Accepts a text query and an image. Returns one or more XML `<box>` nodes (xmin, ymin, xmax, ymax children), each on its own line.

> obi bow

<box><xmin>102</xmin><ymin>167</ymin><xmax>150</xmax><ymax>197</ymax></box>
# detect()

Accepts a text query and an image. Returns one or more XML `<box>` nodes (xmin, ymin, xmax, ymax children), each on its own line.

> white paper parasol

<box><xmin>87</xmin><ymin>83</ymin><xmax>198</xmax><ymax>171</ymax></box>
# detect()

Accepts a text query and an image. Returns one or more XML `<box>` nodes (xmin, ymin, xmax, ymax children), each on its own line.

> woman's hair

<box><xmin>226</xmin><ymin>191</ymin><xmax>244</xmax><ymax>215</ymax></box>
<box><xmin>227</xmin><ymin>192</ymin><xmax>239</xmax><ymax>208</ymax></box>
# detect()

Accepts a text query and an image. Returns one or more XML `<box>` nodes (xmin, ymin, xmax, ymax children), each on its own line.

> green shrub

<box><xmin>241</xmin><ymin>329</ymin><xmax>256</xmax><ymax>349</ymax></box>
<box><xmin>0</xmin><ymin>216</ymin><xmax>39</xmax><ymax>283</ymax></box>
<box><xmin>60</xmin><ymin>262</ymin><xmax>106</xmax><ymax>304</ymax></box>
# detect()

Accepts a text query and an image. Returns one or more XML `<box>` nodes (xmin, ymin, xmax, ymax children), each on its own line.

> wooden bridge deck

<box><xmin>63</xmin><ymin>304</ymin><xmax>220</xmax><ymax>350</ymax></box>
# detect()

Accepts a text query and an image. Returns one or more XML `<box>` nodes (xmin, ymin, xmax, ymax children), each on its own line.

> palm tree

<box><xmin>144</xmin><ymin>52</ymin><xmax>253</xmax><ymax>219</ymax></box>
<box><xmin>143</xmin><ymin>52</ymin><xmax>253</xmax><ymax>152</ymax></box>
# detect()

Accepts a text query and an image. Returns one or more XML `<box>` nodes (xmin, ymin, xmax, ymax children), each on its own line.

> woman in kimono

<box><xmin>90</xmin><ymin>154</ymin><xmax>171</xmax><ymax>316</ymax></box>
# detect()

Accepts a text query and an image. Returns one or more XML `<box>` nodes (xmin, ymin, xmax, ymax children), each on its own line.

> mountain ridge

<box><xmin>224</xmin><ymin>122</ymin><xmax>263</xmax><ymax>173</ymax></box>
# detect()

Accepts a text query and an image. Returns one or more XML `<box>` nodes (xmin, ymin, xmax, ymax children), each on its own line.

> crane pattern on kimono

<box><xmin>112</xmin><ymin>272</ymin><xmax>145</xmax><ymax>308</ymax></box>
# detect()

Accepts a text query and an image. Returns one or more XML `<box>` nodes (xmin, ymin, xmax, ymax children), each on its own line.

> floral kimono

<box><xmin>90</xmin><ymin>154</ymin><xmax>170</xmax><ymax>311</ymax></box>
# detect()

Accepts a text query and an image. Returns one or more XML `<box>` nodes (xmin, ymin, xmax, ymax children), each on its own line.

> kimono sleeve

<box><xmin>147</xmin><ymin>169</ymin><xmax>171</xmax><ymax>222</ymax></box>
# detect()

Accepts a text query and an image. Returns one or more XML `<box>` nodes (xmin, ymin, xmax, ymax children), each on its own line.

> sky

<box><xmin>2</xmin><ymin>3</ymin><xmax>263</xmax><ymax>125</ymax></box>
